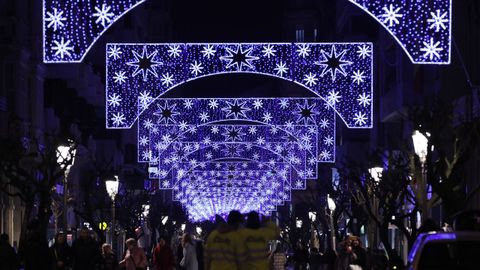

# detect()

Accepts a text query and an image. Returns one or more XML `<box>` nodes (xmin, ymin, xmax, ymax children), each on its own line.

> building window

<box><xmin>295</xmin><ymin>28</ymin><xmax>304</xmax><ymax>42</ymax></box>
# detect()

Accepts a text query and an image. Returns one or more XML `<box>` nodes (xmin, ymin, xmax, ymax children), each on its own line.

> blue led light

<box><xmin>106</xmin><ymin>43</ymin><xmax>373</xmax><ymax>129</ymax></box>
<box><xmin>104</xmin><ymin>43</ymin><xmax>373</xmax><ymax>219</ymax></box>
<box><xmin>43</xmin><ymin>0</ymin><xmax>147</xmax><ymax>63</ymax></box>
<box><xmin>169</xmin><ymin>162</ymin><xmax>292</xmax><ymax>221</ymax></box>
<box><xmin>142</xmin><ymin>124</ymin><xmax>320</xmax><ymax>164</ymax></box>
<box><xmin>349</xmin><ymin>0</ymin><xmax>451</xmax><ymax>64</ymax></box>
<box><xmin>136</xmin><ymin>98</ymin><xmax>336</xmax><ymax>164</ymax></box>
<box><xmin>155</xmin><ymin>142</ymin><xmax>311</xmax><ymax>184</ymax></box>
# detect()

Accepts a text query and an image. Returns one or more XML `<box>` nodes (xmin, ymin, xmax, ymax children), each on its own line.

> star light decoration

<box><xmin>106</xmin><ymin>43</ymin><xmax>373</xmax><ymax>129</ymax></box>
<box><xmin>106</xmin><ymin>43</ymin><xmax>373</xmax><ymax>221</ymax></box>
<box><xmin>137</xmin><ymin>98</ymin><xmax>334</xmax><ymax>188</ymax></box>
<box><xmin>43</xmin><ymin>0</ymin><xmax>147</xmax><ymax>62</ymax></box>
<box><xmin>168</xmin><ymin>161</ymin><xmax>292</xmax><ymax>221</ymax></box>
<box><xmin>349</xmin><ymin>0</ymin><xmax>451</xmax><ymax>64</ymax></box>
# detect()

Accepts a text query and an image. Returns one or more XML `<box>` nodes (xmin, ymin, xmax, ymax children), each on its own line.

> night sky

<box><xmin>170</xmin><ymin>0</ymin><xmax>284</xmax><ymax>42</ymax></box>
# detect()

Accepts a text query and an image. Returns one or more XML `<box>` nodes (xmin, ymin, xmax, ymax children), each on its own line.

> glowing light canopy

<box><xmin>349</xmin><ymin>0</ymin><xmax>451</xmax><ymax>64</ymax></box>
<box><xmin>43</xmin><ymin>0</ymin><xmax>147</xmax><ymax>63</ymax></box>
<box><xmin>137</xmin><ymin>97</ymin><xmax>336</xmax><ymax>165</ymax></box>
<box><xmin>105</xmin><ymin>43</ymin><xmax>374</xmax><ymax>221</ymax></box>
<box><xmin>106</xmin><ymin>43</ymin><xmax>373</xmax><ymax>129</ymax></box>
<box><xmin>171</xmin><ymin>161</ymin><xmax>292</xmax><ymax>221</ymax></box>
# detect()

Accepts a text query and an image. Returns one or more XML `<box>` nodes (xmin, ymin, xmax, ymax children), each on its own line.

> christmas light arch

<box><xmin>141</xmin><ymin>124</ymin><xmax>323</xmax><ymax>167</ymax></box>
<box><xmin>155</xmin><ymin>160</ymin><xmax>294</xmax><ymax>220</ymax></box>
<box><xmin>153</xmin><ymin>142</ymin><xmax>313</xmax><ymax>188</ymax></box>
<box><xmin>348</xmin><ymin>0</ymin><xmax>451</xmax><ymax>64</ymax></box>
<box><xmin>106</xmin><ymin>43</ymin><xmax>373</xmax><ymax>130</ymax></box>
<box><xmin>43</xmin><ymin>0</ymin><xmax>147</xmax><ymax>63</ymax></box>
<box><xmin>44</xmin><ymin>1</ymin><xmax>451</xmax><ymax>65</ymax></box>
<box><xmin>137</xmin><ymin>97</ymin><xmax>335</xmax><ymax>163</ymax></box>
<box><xmin>173</xmin><ymin>169</ymin><xmax>290</xmax><ymax>216</ymax></box>
<box><xmin>170</xmin><ymin>162</ymin><xmax>294</xmax><ymax>188</ymax></box>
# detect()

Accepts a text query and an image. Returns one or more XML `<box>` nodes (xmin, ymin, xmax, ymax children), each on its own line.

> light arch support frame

<box><xmin>349</xmin><ymin>0</ymin><xmax>451</xmax><ymax>64</ymax></box>
<box><xmin>105</xmin><ymin>42</ymin><xmax>374</xmax><ymax>130</ymax></box>
<box><xmin>149</xmin><ymin>159</ymin><xmax>295</xmax><ymax>182</ymax></box>
<box><xmin>43</xmin><ymin>1</ymin><xmax>451</xmax><ymax>65</ymax></box>
<box><xmin>173</xmin><ymin>164</ymin><xmax>292</xmax><ymax>221</ymax></box>
<box><xmin>153</xmin><ymin>142</ymin><xmax>312</xmax><ymax>188</ymax></box>
<box><xmin>142</xmin><ymin>124</ymin><xmax>321</xmax><ymax>163</ymax></box>
<box><xmin>170</xmin><ymin>159</ymin><xmax>295</xmax><ymax>186</ymax></box>
<box><xmin>173</xmin><ymin>171</ymin><xmax>290</xmax><ymax>201</ymax></box>
<box><xmin>43</xmin><ymin>0</ymin><xmax>147</xmax><ymax>63</ymax></box>
<box><xmin>143</xmin><ymin>124</ymin><xmax>323</xmax><ymax>170</ymax></box>
<box><xmin>136</xmin><ymin>97</ymin><xmax>336</xmax><ymax>163</ymax></box>
<box><xmin>152</xmin><ymin>158</ymin><xmax>301</xmax><ymax>191</ymax></box>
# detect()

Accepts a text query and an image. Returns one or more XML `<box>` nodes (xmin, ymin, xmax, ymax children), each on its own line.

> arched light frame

<box><xmin>43</xmin><ymin>0</ymin><xmax>147</xmax><ymax>63</ymax></box>
<box><xmin>136</xmin><ymin>97</ymin><xmax>335</xmax><ymax>163</ymax></box>
<box><xmin>154</xmin><ymin>159</ymin><xmax>294</xmax><ymax>195</ymax></box>
<box><xmin>153</xmin><ymin>142</ymin><xmax>312</xmax><ymax>182</ymax></box>
<box><xmin>105</xmin><ymin>43</ymin><xmax>373</xmax><ymax>130</ymax></box>
<box><xmin>173</xmin><ymin>162</ymin><xmax>293</xmax><ymax>191</ymax></box>
<box><xmin>44</xmin><ymin>1</ymin><xmax>451</xmax><ymax>65</ymax></box>
<box><xmin>173</xmin><ymin>173</ymin><xmax>289</xmax><ymax>203</ymax></box>
<box><xmin>153</xmin><ymin>142</ymin><xmax>311</xmax><ymax>189</ymax></box>
<box><xmin>349</xmin><ymin>0</ymin><xmax>451</xmax><ymax>64</ymax></box>
<box><xmin>141</xmin><ymin>124</ymin><xmax>321</xmax><ymax>165</ymax></box>
<box><xmin>170</xmin><ymin>161</ymin><xmax>292</xmax><ymax>221</ymax></box>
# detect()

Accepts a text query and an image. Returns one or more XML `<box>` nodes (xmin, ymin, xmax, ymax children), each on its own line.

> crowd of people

<box><xmin>0</xmin><ymin>211</ymin><xmax>411</xmax><ymax>270</ymax></box>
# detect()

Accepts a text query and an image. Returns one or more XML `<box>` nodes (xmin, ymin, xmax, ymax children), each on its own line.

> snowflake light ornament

<box><xmin>349</xmin><ymin>0</ymin><xmax>451</xmax><ymax>64</ymax></box>
<box><xmin>106</xmin><ymin>43</ymin><xmax>373</xmax><ymax>129</ymax></box>
<box><xmin>43</xmin><ymin>0</ymin><xmax>147</xmax><ymax>62</ymax></box>
<box><xmin>136</xmin><ymin>98</ymin><xmax>336</xmax><ymax>164</ymax></box>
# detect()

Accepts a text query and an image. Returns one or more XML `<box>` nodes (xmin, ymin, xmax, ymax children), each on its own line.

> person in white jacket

<box><xmin>180</xmin><ymin>233</ymin><xmax>198</xmax><ymax>270</ymax></box>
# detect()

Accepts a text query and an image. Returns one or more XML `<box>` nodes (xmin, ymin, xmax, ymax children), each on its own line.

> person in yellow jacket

<box><xmin>204</xmin><ymin>212</ymin><xmax>243</xmax><ymax>270</ymax></box>
<box><xmin>238</xmin><ymin>211</ymin><xmax>280</xmax><ymax>270</ymax></box>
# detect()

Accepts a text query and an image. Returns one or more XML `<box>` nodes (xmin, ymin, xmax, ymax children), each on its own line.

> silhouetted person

<box><xmin>176</xmin><ymin>236</ymin><xmax>185</xmax><ymax>270</ymax></box>
<box><xmin>50</xmin><ymin>232</ymin><xmax>72</xmax><ymax>270</ymax></box>
<box><xmin>350</xmin><ymin>236</ymin><xmax>366</xmax><ymax>269</ymax></box>
<box><xmin>195</xmin><ymin>239</ymin><xmax>204</xmax><ymax>270</ymax></box>
<box><xmin>271</xmin><ymin>244</ymin><xmax>287</xmax><ymax>270</ymax></box>
<box><xmin>334</xmin><ymin>238</ymin><xmax>355</xmax><ymax>270</ymax></box>
<box><xmin>71</xmin><ymin>227</ymin><xmax>101</xmax><ymax>270</ymax></box>
<box><xmin>100</xmin><ymin>243</ymin><xmax>118</xmax><ymax>270</ymax></box>
<box><xmin>322</xmin><ymin>247</ymin><xmax>336</xmax><ymax>270</ymax></box>
<box><xmin>153</xmin><ymin>236</ymin><xmax>174</xmax><ymax>270</ymax></box>
<box><xmin>180</xmin><ymin>233</ymin><xmax>198</xmax><ymax>270</ymax></box>
<box><xmin>119</xmin><ymin>238</ymin><xmax>148</xmax><ymax>270</ymax></box>
<box><xmin>0</xmin><ymin>233</ymin><xmax>20</xmax><ymax>270</ymax></box>
<box><xmin>293</xmin><ymin>242</ymin><xmax>309</xmax><ymax>270</ymax></box>
<box><xmin>309</xmin><ymin>247</ymin><xmax>322</xmax><ymax>270</ymax></box>
<box><xmin>22</xmin><ymin>220</ymin><xmax>51</xmax><ymax>270</ymax></box>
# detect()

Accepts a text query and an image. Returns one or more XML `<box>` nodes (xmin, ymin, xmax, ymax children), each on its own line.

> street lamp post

<box><xmin>106</xmin><ymin>176</ymin><xmax>119</xmax><ymax>248</ymax></box>
<box><xmin>368</xmin><ymin>167</ymin><xmax>383</xmax><ymax>183</ymax></box>
<box><xmin>56</xmin><ymin>143</ymin><xmax>76</xmax><ymax>232</ymax></box>
<box><xmin>327</xmin><ymin>194</ymin><xmax>336</xmax><ymax>250</ymax></box>
<box><xmin>161</xmin><ymin>216</ymin><xmax>169</xmax><ymax>225</ymax></box>
<box><xmin>142</xmin><ymin>204</ymin><xmax>150</xmax><ymax>221</ymax></box>
<box><xmin>412</xmin><ymin>130</ymin><xmax>430</xmax><ymax>222</ymax></box>
<box><xmin>308</xmin><ymin>212</ymin><xmax>317</xmax><ymax>249</ymax></box>
<box><xmin>412</xmin><ymin>130</ymin><xmax>429</xmax><ymax>164</ymax></box>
